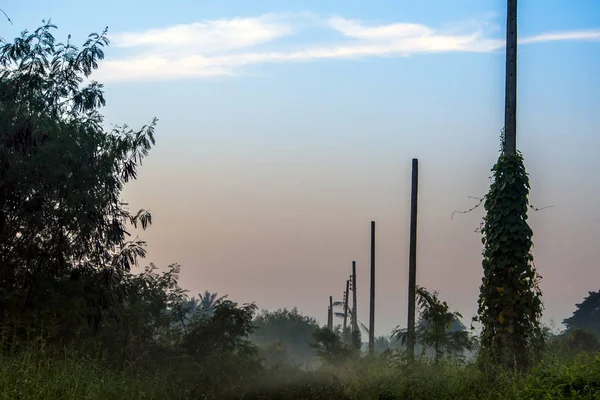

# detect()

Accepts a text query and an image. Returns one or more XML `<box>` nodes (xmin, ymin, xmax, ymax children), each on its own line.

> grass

<box><xmin>0</xmin><ymin>349</ymin><xmax>181</xmax><ymax>400</ymax></box>
<box><xmin>1</xmin><ymin>347</ymin><xmax>599</xmax><ymax>399</ymax></box>
<box><xmin>336</xmin><ymin>353</ymin><xmax>600</xmax><ymax>399</ymax></box>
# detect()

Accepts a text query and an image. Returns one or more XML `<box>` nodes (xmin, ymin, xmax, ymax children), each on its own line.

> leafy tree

<box><xmin>393</xmin><ymin>286</ymin><xmax>475</xmax><ymax>362</ymax></box>
<box><xmin>255</xmin><ymin>340</ymin><xmax>290</xmax><ymax>369</ymax></box>
<box><xmin>180</xmin><ymin>299</ymin><xmax>261</xmax><ymax>394</ymax></box>
<box><xmin>0</xmin><ymin>21</ymin><xmax>157</xmax><ymax>342</ymax></box>
<box><xmin>118</xmin><ymin>264</ymin><xmax>189</xmax><ymax>339</ymax></box>
<box><xmin>79</xmin><ymin>263</ymin><xmax>189</xmax><ymax>367</ymax></box>
<box><xmin>563</xmin><ymin>291</ymin><xmax>600</xmax><ymax>336</ymax></box>
<box><xmin>549</xmin><ymin>328</ymin><xmax>600</xmax><ymax>357</ymax></box>
<box><xmin>181</xmin><ymin>299</ymin><xmax>258</xmax><ymax>357</ymax></box>
<box><xmin>475</xmin><ymin>132</ymin><xmax>544</xmax><ymax>371</ymax></box>
<box><xmin>251</xmin><ymin>307</ymin><xmax>320</xmax><ymax>367</ymax></box>
<box><xmin>176</xmin><ymin>291</ymin><xmax>226</xmax><ymax>329</ymax></box>
<box><xmin>311</xmin><ymin>326</ymin><xmax>356</xmax><ymax>367</ymax></box>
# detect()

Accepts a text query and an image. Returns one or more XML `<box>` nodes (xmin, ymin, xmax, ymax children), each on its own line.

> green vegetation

<box><xmin>252</xmin><ymin>307</ymin><xmax>320</xmax><ymax>367</ymax></box>
<box><xmin>476</xmin><ymin>133</ymin><xmax>544</xmax><ymax>371</ymax></box>
<box><xmin>1</xmin><ymin>21</ymin><xmax>599</xmax><ymax>400</ymax></box>
<box><xmin>563</xmin><ymin>291</ymin><xmax>600</xmax><ymax>336</ymax></box>
<box><xmin>1</xmin><ymin>344</ymin><xmax>600</xmax><ymax>399</ymax></box>
<box><xmin>393</xmin><ymin>286</ymin><xmax>476</xmax><ymax>362</ymax></box>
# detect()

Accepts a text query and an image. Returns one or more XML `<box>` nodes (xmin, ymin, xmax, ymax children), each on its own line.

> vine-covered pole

<box><xmin>504</xmin><ymin>0</ymin><xmax>517</xmax><ymax>155</ymax></box>
<box><xmin>369</xmin><ymin>221</ymin><xmax>376</xmax><ymax>356</ymax></box>
<box><xmin>476</xmin><ymin>1</ymin><xmax>543</xmax><ymax>371</ymax></box>
<box><xmin>407</xmin><ymin>158</ymin><xmax>419</xmax><ymax>360</ymax></box>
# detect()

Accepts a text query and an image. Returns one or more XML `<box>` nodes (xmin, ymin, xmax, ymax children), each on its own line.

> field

<box><xmin>1</xmin><ymin>344</ymin><xmax>599</xmax><ymax>400</ymax></box>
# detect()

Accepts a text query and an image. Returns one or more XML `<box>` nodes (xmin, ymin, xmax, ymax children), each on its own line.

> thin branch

<box><xmin>530</xmin><ymin>204</ymin><xmax>555</xmax><ymax>212</ymax></box>
<box><xmin>451</xmin><ymin>196</ymin><xmax>485</xmax><ymax>220</ymax></box>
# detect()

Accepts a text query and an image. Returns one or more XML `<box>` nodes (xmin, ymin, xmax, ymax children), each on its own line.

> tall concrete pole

<box><xmin>504</xmin><ymin>0</ymin><xmax>518</xmax><ymax>156</ymax></box>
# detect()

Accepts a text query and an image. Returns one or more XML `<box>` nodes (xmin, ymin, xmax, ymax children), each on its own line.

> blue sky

<box><xmin>4</xmin><ymin>1</ymin><xmax>600</xmax><ymax>335</ymax></box>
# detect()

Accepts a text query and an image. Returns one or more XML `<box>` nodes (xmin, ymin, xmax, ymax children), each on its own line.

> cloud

<box><xmin>109</xmin><ymin>14</ymin><xmax>295</xmax><ymax>54</ymax></box>
<box><xmin>328</xmin><ymin>17</ymin><xmax>435</xmax><ymax>40</ymax></box>
<box><xmin>326</xmin><ymin>17</ymin><xmax>504</xmax><ymax>53</ymax></box>
<box><xmin>520</xmin><ymin>30</ymin><xmax>600</xmax><ymax>44</ymax></box>
<box><xmin>94</xmin><ymin>14</ymin><xmax>600</xmax><ymax>82</ymax></box>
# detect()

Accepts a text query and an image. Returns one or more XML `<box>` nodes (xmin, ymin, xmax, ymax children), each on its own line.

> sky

<box><xmin>3</xmin><ymin>0</ymin><xmax>600</xmax><ymax>336</ymax></box>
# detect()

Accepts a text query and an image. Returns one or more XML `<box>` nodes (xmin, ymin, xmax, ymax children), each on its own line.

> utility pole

<box><xmin>352</xmin><ymin>261</ymin><xmax>358</xmax><ymax>335</ymax></box>
<box><xmin>407</xmin><ymin>158</ymin><xmax>419</xmax><ymax>361</ymax></box>
<box><xmin>343</xmin><ymin>279</ymin><xmax>350</xmax><ymax>342</ymax></box>
<box><xmin>504</xmin><ymin>0</ymin><xmax>518</xmax><ymax>156</ymax></box>
<box><xmin>369</xmin><ymin>221</ymin><xmax>376</xmax><ymax>356</ymax></box>
<box><xmin>328</xmin><ymin>296</ymin><xmax>333</xmax><ymax>330</ymax></box>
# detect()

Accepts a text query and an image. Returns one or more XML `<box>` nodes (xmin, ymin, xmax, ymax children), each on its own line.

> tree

<box><xmin>196</xmin><ymin>290</ymin><xmax>226</xmax><ymax>319</ymax></box>
<box><xmin>393</xmin><ymin>286</ymin><xmax>475</xmax><ymax>362</ymax></box>
<box><xmin>81</xmin><ymin>263</ymin><xmax>190</xmax><ymax>367</ymax></box>
<box><xmin>550</xmin><ymin>328</ymin><xmax>600</xmax><ymax>356</ymax></box>
<box><xmin>311</xmin><ymin>326</ymin><xmax>355</xmax><ymax>367</ymax></box>
<box><xmin>180</xmin><ymin>299</ymin><xmax>261</xmax><ymax>393</ymax></box>
<box><xmin>180</xmin><ymin>297</ymin><xmax>200</xmax><ymax>327</ymax></box>
<box><xmin>563</xmin><ymin>291</ymin><xmax>600</xmax><ymax>336</ymax></box>
<box><xmin>251</xmin><ymin>307</ymin><xmax>320</xmax><ymax>367</ymax></box>
<box><xmin>0</xmin><ymin>21</ymin><xmax>157</xmax><ymax>342</ymax></box>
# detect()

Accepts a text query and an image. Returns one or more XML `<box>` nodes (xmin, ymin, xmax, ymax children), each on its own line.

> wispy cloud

<box><xmin>520</xmin><ymin>30</ymin><xmax>600</xmax><ymax>44</ymax></box>
<box><xmin>94</xmin><ymin>13</ymin><xmax>600</xmax><ymax>82</ymax></box>
<box><xmin>328</xmin><ymin>17</ymin><xmax>435</xmax><ymax>40</ymax></box>
<box><xmin>109</xmin><ymin>14</ymin><xmax>294</xmax><ymax>54</ymax></box>
<box><xmin>326</xmin><ymin>17</ymin><xmax>503</xmax><ymax>53</ymax></box>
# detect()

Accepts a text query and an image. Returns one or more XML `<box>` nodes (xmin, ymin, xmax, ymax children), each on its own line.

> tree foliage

<box><xmin>563</xmin><ymin>291</ymin><xmax>600</xmax><ymax>336</ymax></box>
<box><xmin>311</xmin><ymin>326</ymin><xmax>357</xmax><ymax>366</ymax></box>
<box><xmin>475</xmin><ymin>134</ymin><xmax>544</xmax><ymax>371</ymax></box>
<box><xmin>252</xmin><ymin>307</ymin><xmax>320</xmax><ymax>367</ymax></box>
<box><xmin>0</xmin><ymin>20</ymin><xmax>157</xmax><ymax>341</ymax></box>
<box><xmin>196</xmin><ymin>290</ymin><xmax>226</xmax><ymax>319</ymax></box>
<box><xmin>393</xmin><ymin>286</ymin><xmax>475</xmax><ymax>362</ymax></box>
<box><xmin>180</xmin><ymin>299</ymin><xmax>261</xmax><ymax>392</ymax></box>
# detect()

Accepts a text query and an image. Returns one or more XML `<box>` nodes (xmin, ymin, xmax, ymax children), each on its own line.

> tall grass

<box><xmin>0</xmin><ymin>346</ymin><xmax>183</xmax><ymax>400</ymax></box>
<box><xmin>1</xmin><ymin>344</ymin><xmax>599</xmax><ymax>399</ymax></box>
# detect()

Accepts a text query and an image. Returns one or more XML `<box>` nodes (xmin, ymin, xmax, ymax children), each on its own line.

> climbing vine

<box><xmin>474</xmin><ymin>136</ymin><xmax>544</xmax><ymax>371</ymax></box>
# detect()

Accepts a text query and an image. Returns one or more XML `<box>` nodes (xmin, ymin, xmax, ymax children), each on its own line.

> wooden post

<box><xmin>352</xmin><ymin>261</ymin><xmax>358</xmax><ymax>334</ymax></box>
<box><xmin>407</xmin><ymin>158</ymin><xmax>419</xmax><ymax>360</ymax></box>
<box><xmin>343</xmin><ymin>279</ymin><xmax>350</xmax><ymax>342</ymax></box>
<box><xmin>504</xmin><ymin>0</ymin><xmax>518</xmax><ymax>156</ymax></box>
<box><xmin>369</xmin><ymin>220</ymin><xmax>376</xmax><ymax>356</ymax></box>
<box><xmin>328</xmin><ymin>296</ymin><xmax>333</xmax><ymax>330</ymax></box>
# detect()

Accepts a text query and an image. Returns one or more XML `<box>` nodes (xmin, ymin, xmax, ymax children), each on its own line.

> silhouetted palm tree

<box><xmin>197</xmin><ymin>290</ymin><xmax>226</xmax><ymax>319</ymax></box>
<box><xmin>332</xmin><ymin>302</ymin><xmax>367</xmax><ymax>331</ymax></box>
